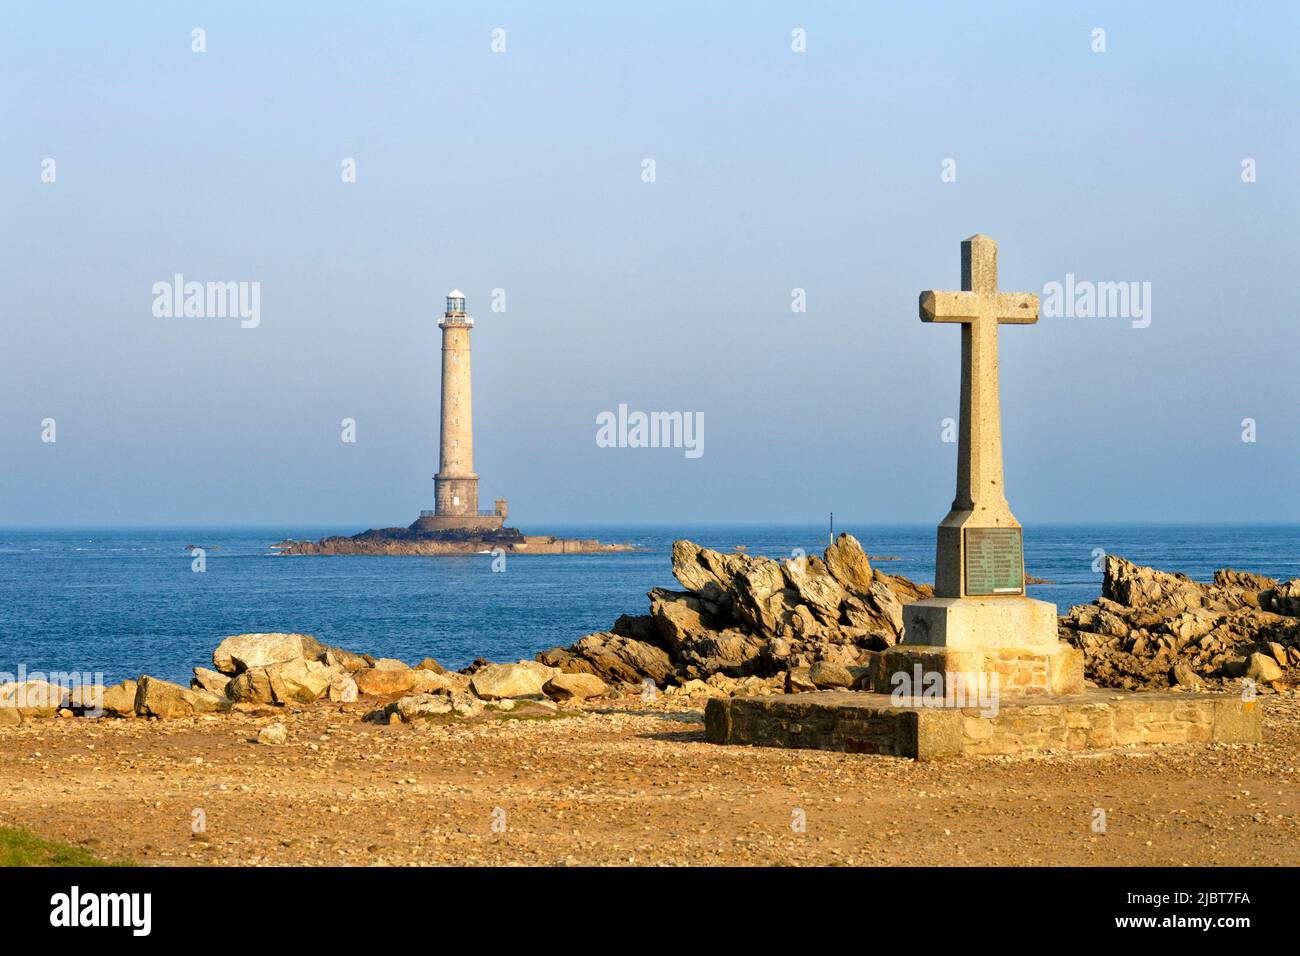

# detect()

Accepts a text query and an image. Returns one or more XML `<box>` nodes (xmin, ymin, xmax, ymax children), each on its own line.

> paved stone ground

<box><xmin>0</xmin><ymin>693</ymin><xmax>1297</xmax><ymax>866</ymax></box>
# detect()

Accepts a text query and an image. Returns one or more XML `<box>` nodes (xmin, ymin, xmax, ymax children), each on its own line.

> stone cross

<box><xmin>919</xmin><ymin>234</ymin><xmax>1038</xmax><ymax>598</ymax></box>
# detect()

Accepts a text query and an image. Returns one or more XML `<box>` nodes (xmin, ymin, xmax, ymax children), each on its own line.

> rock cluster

<box><xmin>0</xmin><ymin>632</ymin><xmax>614</xmax><ymax>726</ymax></box>
<box><xmin>537</xmin><ymin>535</ymin><xmax>933</xmax><ymax>686</ymax></box>
<box><xmin>1060</xmin><ymin>556</ymin><xmax>1299</xmax><ymax>691</ymax></box>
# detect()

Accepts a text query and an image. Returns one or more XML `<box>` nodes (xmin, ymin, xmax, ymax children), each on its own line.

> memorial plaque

<box><xmin>964</xmin><ymin>528</ymin><xmax>1023</xmax><ymax>595</ymax></box>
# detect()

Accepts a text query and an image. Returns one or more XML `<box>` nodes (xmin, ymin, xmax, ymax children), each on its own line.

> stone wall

<box><xmin>705</xmin><ymin>689</ymin><xmax>1261</xmax><ymax>759</ymax></box>
<box><xmin>411</xmin><ymin>512</ymin><xmax>505</xmax><ymax>533</ymax></box>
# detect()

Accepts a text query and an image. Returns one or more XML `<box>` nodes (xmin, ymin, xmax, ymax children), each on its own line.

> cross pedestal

<box><xmin>876</xmin><ymin>235</ymin><xmax>1083</xmax><ymax>697</ymax></box>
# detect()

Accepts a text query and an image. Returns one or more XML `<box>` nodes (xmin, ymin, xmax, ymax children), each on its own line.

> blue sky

<box><xmin>2</xmin><ymin>2</ymin><xmax>1297</xmax><ymax>526</ymax></box>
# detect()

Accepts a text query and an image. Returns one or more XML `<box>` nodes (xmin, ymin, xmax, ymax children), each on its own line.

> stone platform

<box><xmin>704</xmin><ymin>689</ymin><xmax>1261</xmax><ymax>760</ymax></box>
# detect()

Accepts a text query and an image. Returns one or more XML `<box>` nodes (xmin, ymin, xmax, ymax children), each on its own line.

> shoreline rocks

<box><xmin>5</xmin><ymin>541</ymin><xmax>1295</xmax><ymax>730</ymax></box>
<box><xmin>1060</xmin><ymin>556</ymin><xmax>1299</xmax><ymax>691</ymax></box>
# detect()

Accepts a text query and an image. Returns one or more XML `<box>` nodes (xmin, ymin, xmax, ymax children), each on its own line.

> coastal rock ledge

<box><xmin>275</xmin><ymin>526</ymin><xmax>633</xmax><ymax>556</ymax></box>
<box><xmin>538</xmin><ymin>534</ymin><xmax>933</xmax><ymax>685</ymax></box>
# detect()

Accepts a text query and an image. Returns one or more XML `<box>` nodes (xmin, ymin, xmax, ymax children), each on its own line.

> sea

<box><xmin>1</xmin><ymin>524</ymin><xmax>1296</xmax><ymax>685</ymax></box>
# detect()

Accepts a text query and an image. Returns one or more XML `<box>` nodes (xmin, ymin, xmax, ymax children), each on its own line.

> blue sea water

<box><xmin>0</xmin><ymin>525</ymin><xmax>1296</xmax><ymax>685</ymax></box>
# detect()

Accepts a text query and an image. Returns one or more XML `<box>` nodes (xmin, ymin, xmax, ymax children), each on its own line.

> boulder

<box><xmin>135</xmin><ymin>676</ymin><xmax>228</xmax><ymax>718</ymax></box>
<box><xmin>191</xmin><ymin>667</ymin><xmax>230</xmax><ymax>695</ymax></box>
<box><xmin>225</xmin><ymin>667</ymin><xmax>275</xmax><ymax>704</ymax></box>
<box><xmin>409</xmin><ymin>670</ymin><xmax>469</xmax><ymax>695</ymax></box>
<box><xmin>1169</xmin><ymin>662</ymin><xmax>1204</xmax><ymax>690</ymax></box>
<box><xmin>546</xmin><ymin>633</ymin><xmax>676</xmax><ymax>687</ymax></box>
<box><xmin>328</xmin><ymin>673</ymin><xmax>358</xmax><ymax>703</ymax></box>
<box><xmin>823</xmin><ymin>533</ymin><xmax>873</xmax><ymax>593</ymax></box>
<box><xmin>543</xmin><ymin>673</ymin><xmax>608</xmax><ymax>701</ymax></box>
<box><xmin>102</xmin><ymin>680</ymin><xmax>138</xmax><ymax>717</ymax></box>
<box><xmin>353</xmin><ymin>666</ymin><xmax>416</xmax><ymax>697</ymax></box>
<box><xmin>785</xmin><ymin>666</ymin><xmax>817</xmax><ymax>693</ymax></box>
<box><xmin>414</xmin><ymin>658</ymin><xmax>446</xmax><ymax>673</ymax></box>
<box><xmin>322</xmin><ymin>647</ymin><xmax>371</xmax><ymax>672</ymax></box>
<box><xmin>0</xmin><ymin>680</ymin><xmax>69</xmax><ymax>717</ymax></box>
<box><xmin>265</xmin><ymin>659</ymin><xmax>336</xmax><ymax>703</ymax></box>
<box><xmin>212</xmin><ymin>633</ymin><xmax>326</xmax><ymax>675</ymax></box>
<box><xmin>513</xmin><ymin>659</ymin><xmax>561</xmax><ymax>680</ymax></box>
<box><xmin>450</xmin><ymin>692</ymin><xmax>485</xmax><ymax>717</ymax></box>
<box><xmin>470</xmin><ymin>662</ymin><xmax>556</xmax><ymax>700</ymax></box>
<box><xmin>808</xmin><ymin>660</ymin><xmax>853</xmax><ymax>689</ymax></box>
<box><xmin>68</xmin><ymin>680</ymin><xmax>137</xmax><ymax>717</ymax></box>
<box><xmin>371</xmin><ymin>658</ymin><xmax>410</xmax><ymax>671</ymax></box>
<box><xmin>669</xmin><ymin>678</ymin><xmax>724</xmax><ymax>697</ymax></box>
<box><xmin>386</xmin><ymin>694</ymin><xmax>453</xmax><ymax>721</ymax></box>
<box><xmin>257</xmin><ymin>723</ymin><xmax>287</xmax><ymax>745</ymax></box>
<box><xmin>1245</xmin><ymin>652</ymin><xmax>1284</xmax><ymax>684</ymax></box>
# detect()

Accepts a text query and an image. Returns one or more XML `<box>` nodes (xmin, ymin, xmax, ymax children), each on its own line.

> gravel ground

<box><xmin>1</xmin><ymin>692</ymin><xmax>1296</xmax><ymax>866</ymax></box>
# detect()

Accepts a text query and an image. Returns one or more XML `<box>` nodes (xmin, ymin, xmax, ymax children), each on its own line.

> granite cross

<box><xmin>919</xmin><ymin>234</ymin><xmax>1038</xmax><ymax>598</ymax></box>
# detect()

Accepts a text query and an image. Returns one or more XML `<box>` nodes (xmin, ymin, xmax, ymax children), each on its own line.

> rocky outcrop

<box><xmin>275</xmin><ymin>527</ymin><xmax>634</xmax><ymax>556</ymax></box>
<box><xmin>1060</xmin><ymin>556</ymin><xmax>1299</xmax><ymax>691</ymax></box>
<box><xmin>538</xmin><ymin>535</ymin><xmax>934</xmax><ymax>687</ymax></box>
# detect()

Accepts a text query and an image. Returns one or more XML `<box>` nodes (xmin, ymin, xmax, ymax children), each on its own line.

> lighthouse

<box><xmin>435</xmin><ymin>289</ymin><xmax>478</xmax><ymax>518</ymax></box>
<box><xmin>412</xmin><ymin>290</ymin><xmax>507</xmax><ymax>533</ymax></box>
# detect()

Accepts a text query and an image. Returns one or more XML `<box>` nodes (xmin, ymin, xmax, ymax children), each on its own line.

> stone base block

<box><xmin>901</xmin><ymin>596</ymin><xmax>1059</xmax><ymax>649</ymax></box>
<box><xmin>704</xmin><ymin>689</ymin><xmax>1261</xmax><ymax>760</ymax></box>
<box><xmin>871</xmin><ymin>641</ymin><xmax>1086</xmax><ymax>697</ymax></box>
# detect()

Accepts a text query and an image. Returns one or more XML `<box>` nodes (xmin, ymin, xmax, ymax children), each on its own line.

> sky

<box><xmin>2</xmin><ymin>1</ymin><xmax>1297</xmax><ymax>526</ymax></box>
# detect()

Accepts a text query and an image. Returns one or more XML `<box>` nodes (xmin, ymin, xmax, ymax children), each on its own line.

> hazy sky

<box><xmin>3</xmin><ymin>2</ymin><xmax>1297</xmax><ymax>526</ymax></box>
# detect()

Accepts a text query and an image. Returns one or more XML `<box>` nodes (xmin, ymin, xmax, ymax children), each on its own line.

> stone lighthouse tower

<box><xmin>413</xmin><ymin>291</ymin><xmax>506</xmax><ymax>533</ymax></box>
<box><xmin>435</xmin><ymin>290</ymin><xmax>478</xmax><ymax>519</ymax></box>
